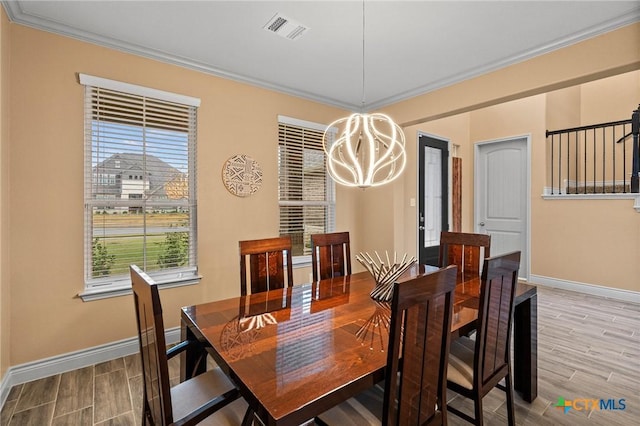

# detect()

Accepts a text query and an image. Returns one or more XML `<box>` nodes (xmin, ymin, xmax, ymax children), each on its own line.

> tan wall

<box><xmin>577</xmin><ymin>72</ymin><xmax>639</xmax><ymax>184</ymax></box>
<box><xmin>2</xmin><ymin>17</ymin><xmax>640</xmax><ymax>369</ymax></box>
<box><xmin>534</xmin><ymin>199</ymin><xmax>639</xmax><ymax>290</ymax></box>
<box><xmin>371</xmin><ymin>23</ymin><xmax>640</xmax><ymax>293</ymax></box>
<box><xmin>580</xmin><ymin>71</ymin><xmax>640</xmax><ymax>124</ymax></box>
<box><xmin>384</xmin><ymin>22</ymin><xmax>640</xmax><ymax>126</ymax></box>
<box><xmin>545</xmin><ymin>86</ymin><xmax>581</xmax><ymax>188</ymax></box>
<box><xmin>7</xmin><ymin>25</ymin><xmax>349</xmax><ymax>365</ymax></box>
<box><xmin>536</xmin><ymin>71</ymin><xmax>640</xmax><ymax>291</ymax></box>
<box><xmin>0</xmin><ymin>7</ymin><xmax>10</xmax><ymax>377</ymax></box>
<box><xmin>395</xmin><ymin>115</ymin><xmax>472</xmax><ymax>259</ymax></box>
<box><xmin>395</xmin><ymin>96</ymin><xmax>547</xmax><ymax>272</ymax></box>
<box><xmin>469</xmin><ymin>96</ymin><xmax>547</xmax><ymax>279</ymax></box>
<box><xmin>389</xmin><ymin>74</ymin><xmax>639</xmax><ymax>292</ymax></box>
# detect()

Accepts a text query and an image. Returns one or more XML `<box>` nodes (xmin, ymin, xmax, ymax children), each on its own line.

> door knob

<box><xmin>419</xmin><ymin>226</ymin><xmax>425</xmax><ymax>231</ymax></box>
<box><xmin>479</xmin><ymin>222</ymin><xmax>485</xmax><ymax>226</ymax></box>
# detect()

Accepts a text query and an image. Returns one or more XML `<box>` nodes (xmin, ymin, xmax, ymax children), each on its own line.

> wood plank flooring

<box><xmin>1</xmin><ymin>285</ymin><xmax>639</xmax><ymax>425</ymax></box>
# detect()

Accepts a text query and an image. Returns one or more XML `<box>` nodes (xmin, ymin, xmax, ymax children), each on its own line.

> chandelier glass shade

<box><xmin>323</xmin><ymin>112</ymin><xmax>407</xmax><ymax>188</ymax></box>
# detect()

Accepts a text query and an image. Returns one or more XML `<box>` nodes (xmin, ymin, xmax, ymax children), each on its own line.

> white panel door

<box><xmin>476</xmin><ymin>137</ymin><xmax>529</xmax><ymax>278</ymax></box>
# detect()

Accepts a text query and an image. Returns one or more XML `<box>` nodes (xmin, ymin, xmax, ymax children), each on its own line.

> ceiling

<box><xmin>3</xmin><ymin>1</ymin><xmax>639</xmax><ymax>111</ymax></box>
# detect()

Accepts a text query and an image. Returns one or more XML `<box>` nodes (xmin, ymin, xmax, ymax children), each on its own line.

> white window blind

<box><xmin>81</xmin><ymin>75</ymin><xmax>199</xmax><ymax>295</ymax></box>
<box><xmin>278</xmin><ymin>117</ymin><xmax>335</xmax><ymax>258</ymax></box>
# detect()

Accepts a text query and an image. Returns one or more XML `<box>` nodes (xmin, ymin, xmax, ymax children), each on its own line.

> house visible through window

<box><xmin>278</xmin><ymin>116</ymin><xmax>335</xmax><ymax>262</ymax></box>
<box><xmin>80</xmin><ymin>74</ymin><xmax>200</xmax><ymax>299</ymax></box>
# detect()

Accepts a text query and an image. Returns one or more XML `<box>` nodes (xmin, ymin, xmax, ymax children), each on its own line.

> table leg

<box><xmin>180</xmin><ymin>319</ymin><xmax>207</xmax><ymax>382</ymax></box>
<box><xmin>513</xmin><ymin>294</ymin><xmax>537</xmax><ymax>402</ymax></box>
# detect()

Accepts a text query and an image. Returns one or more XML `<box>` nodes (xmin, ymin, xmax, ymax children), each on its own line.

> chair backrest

<box><xmin>474</xmin><ymin>251</ymin><xmax>521</xmax><ymax>393</ymax></box>
<box><xmin>239</xmin><ymin>236</ymin><xmax>293</xmax><ymax>296</ymax></box>
<box><xmin>310</xmin><ymin>231</ymin><xmax>352</xmax><ymax>282</ymax></box>
<box><xmin>384</xmin><ymin>265</ymin><xmax>458</xmax><ymax>426</ymax></box>
<box><xmin>130</xmin><ymin>265</ymin><xmax>173</xmax><ymax>425</ymax></box>
<box><xmin>439</xmin><ymin>231</ymin><xmax>491</xmax><ymax>281</ymax></box>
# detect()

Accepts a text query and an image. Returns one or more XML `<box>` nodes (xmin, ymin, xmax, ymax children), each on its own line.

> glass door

<box><xmin>418</xmin><ymin>135</ymin><xmax>449</xmax><ymax>266</ymax></box>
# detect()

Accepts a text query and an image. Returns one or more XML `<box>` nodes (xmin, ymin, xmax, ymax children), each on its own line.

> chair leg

<box><xmin>505</xmin><ymin>371</ymin><xmax>516</xmax><ymax>426</ymax></box>
<box><xmin>474</xmin><ymin>395</ymin><xmax>483</xmax><ymax>426</ymax></box>
<box><xmin>242</xmin><ymin>407</ymin><xmax>255</xmax><ymax>426</ymax></box>
<box><xmin>141</xmin><ymin>400</ymin><xmax>150</xmax><ymax>426</ymax></box>
<box><xmin>314</xmin><ymin>417</ymin><xmax>330</xmax><ymax>426</ymax></box>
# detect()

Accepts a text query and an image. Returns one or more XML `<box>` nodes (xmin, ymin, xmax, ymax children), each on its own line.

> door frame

<box><xmin>473</xmin><ymin>134</ymin><xmax>531</xmax><ymax>281</ymax></box>
<box><xmin>416</xmin><ymin>131</ymin><xmax>453</xmax><ymax>263</ymax></box>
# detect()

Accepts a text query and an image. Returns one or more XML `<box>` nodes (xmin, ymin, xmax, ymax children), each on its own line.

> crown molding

<box><xmin>2</xmin><ymin>1</ymin><xmax>639</xmax><ymax>112</ymax></box>
<box><xmin>367</xmin><ymin>8</ymin><xmax>640</xmax><ymax>111</ymax></box>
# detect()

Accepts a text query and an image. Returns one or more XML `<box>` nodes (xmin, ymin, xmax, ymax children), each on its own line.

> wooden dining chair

<box><xmin>130</xmin><ymin>265</ymin><xmax>249</xmax><ymax>425</ymax></box>
<box><xmin>446</xmin><ymin>251</ymin><xmax>521</xmax><ymax>426</ymax></box>
<box><xmin>239</xmin><ymin>236</ymin><xmax>293</xmax><ymax>296</ymax></box>
<box><xmin>317</xmin><ymin>265</ymin><xmax>458</xmax><ymax>426</ymax></box>
<box><xmin>310</xmin><ymin>231</ymin><xmax>352</xmax><ymax>282</ymax></box>
<box><xmin>439</xmin><ymin>231</ymin><xmax>491</xmax><ymax>281</ymax></box>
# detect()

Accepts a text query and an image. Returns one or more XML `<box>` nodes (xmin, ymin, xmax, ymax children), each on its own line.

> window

<box><xmin>278</xmin><ymin>116</ymin><xmax>335</xmax><ymax>263</ymax></box>
<box><xmin>80</xmin><ymin>74</ymin><xmax>200</xmax><ymax>300</ymax></box>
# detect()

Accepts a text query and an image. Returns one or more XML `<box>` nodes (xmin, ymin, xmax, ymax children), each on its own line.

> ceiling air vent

<box><xmin>263</xmin><ymin>13</ymin><xmax>309</xmax><ymax>41</ymax></box>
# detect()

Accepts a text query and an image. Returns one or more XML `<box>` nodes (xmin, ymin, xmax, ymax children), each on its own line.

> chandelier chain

<box><xmin>361</xmin><ymin>0</ymin><xmax>365</xmax><ymax>109</ymax></box>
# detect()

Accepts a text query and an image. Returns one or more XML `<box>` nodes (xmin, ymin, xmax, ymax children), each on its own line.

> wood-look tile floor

<box><xmin>2</xmin><ymin>285</ymin><xmax>639</xmax><ymax>425</ymax></box>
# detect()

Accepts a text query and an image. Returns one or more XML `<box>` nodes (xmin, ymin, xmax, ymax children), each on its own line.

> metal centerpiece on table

<box><xmin>356</xmin><ymin>251</ymin><xmax>416</xmax><ymax>302</ymax></box>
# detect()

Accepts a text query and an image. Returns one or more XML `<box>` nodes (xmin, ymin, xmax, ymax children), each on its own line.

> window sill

<box><xmin>78</xmin><ymin>274</ymin><xmax>202</xmax><ymax>302</ymax></box>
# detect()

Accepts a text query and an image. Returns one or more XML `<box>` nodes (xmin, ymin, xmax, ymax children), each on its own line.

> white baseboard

<box><xmin>0</xmin><ymin>327</ymin><xmax>180</xmax><ymax>409</ymax></box>
<box><xmin>529</xmin><ymin>274</ymin><xmax>640</xmax><ymax>303</ymax></box>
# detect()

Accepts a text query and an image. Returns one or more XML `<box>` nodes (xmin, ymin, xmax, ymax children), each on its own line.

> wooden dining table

<box><xmin>180</xmin><ymin>264</ymin><xmax>537</xmax><ymax>426</ymax></box>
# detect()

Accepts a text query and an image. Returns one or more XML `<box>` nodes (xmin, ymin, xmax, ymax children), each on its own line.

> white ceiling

<box><xmin>3</xmin><ymin>1</ymin><xmax>640</xmax><ymax>110</ymax></box>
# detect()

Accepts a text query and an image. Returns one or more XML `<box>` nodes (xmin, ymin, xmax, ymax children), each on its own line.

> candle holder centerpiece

<box><xmin>356</xmin><ymin>251</ymin><xmax>417</xmax><ymax>302</ymax></box>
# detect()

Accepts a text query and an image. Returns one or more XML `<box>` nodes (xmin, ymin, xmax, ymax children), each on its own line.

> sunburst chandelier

<box><xmin>324</xmin><ymin>113</ymin><xmax>406</xmax><ymax>188</ymax></box>
<box><xmin>322</xmin><ymin>1</ymin><xmax>406</xmax><ymax>189</ymax></box>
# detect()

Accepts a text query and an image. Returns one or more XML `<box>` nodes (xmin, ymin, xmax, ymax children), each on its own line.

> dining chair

<box><xmin>130</xmin><ymin>265</ymin><xmax>249</xmax><ymax>425</ymax></box>
<box><xmin>310</xmin><ymin>231</ymin><xmax>352</xmax><ymax>282</ymax></box>
<box><xmin>439</xmin><ymin>231</ymin><xmax>491</xmax><ymax>281</ymax></box>
<box><xmin>239</xmin><ymin>236</ymin><xmax>293</xmax><ymax>296</ymax></box>
<box><xmin>317</xmin><ymin>265</ymin><xmax>458</xmax><ymax>426</ymax></box>
<box><xmin>446</xmin><ymin>251</ymin><xmax>521</xmax><ymax>426</ymax></box>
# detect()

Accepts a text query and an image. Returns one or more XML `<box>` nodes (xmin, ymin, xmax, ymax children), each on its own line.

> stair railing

<box><xmin>546</xmin><ymin>105</ymin><xmax>639</xmax><ymax>195</ymax></box>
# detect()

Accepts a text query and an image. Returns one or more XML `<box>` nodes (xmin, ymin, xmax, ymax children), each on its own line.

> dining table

<box><xmin>180</xmin><ymin>264</ymin><xmax>537</xmax><ymax>426</ymax></box>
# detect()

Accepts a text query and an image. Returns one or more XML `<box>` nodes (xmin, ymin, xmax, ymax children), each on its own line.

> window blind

<box><xmin>82</xmin><ymin>76</ymin><xmax>198</xmax><ymax>290</ymax></box>
<box><xmin>278</xmin><ymin>118</ymin><xmax>335</xmax><ymax>257</ymax></box>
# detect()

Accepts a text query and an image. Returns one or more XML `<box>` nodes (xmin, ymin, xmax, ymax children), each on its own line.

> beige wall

<box><xmin>536</xmin><ymin>71</ymin><xmax>640</xmax><ymax>291</ymax></box>
<box><xmin>581</xmin><ymin>71</ymin><xmax>640</xmax><ymax>124</ymax></box>
<box><xmin>395</xmin><ymin>73</ymin><xmax>637</xmax><ymax>292</ymax></box>
<box><xmin>395</xmin><ymin>114</ymin><xmax>472</xmax><ymax>259</ymax></box>
<box><xmin>534</xmin><ymin>199</ymin><xmax>639</xmax><ymax>290</ymax></box>
<box><xmin>368</xmin><ymin>22</ymin><xmax>640</xmax><ymax>293</ymax></box>
<box><xmin>385</xmin><ymin>22</ymin><xmax>640</xmax><ymax>127</ymax></box>
<box><xmin>375</xmin><ymin>72</ymin><xmax>639</xmax><ymax>292</ymax></box>
<box><xmin>0</xmin><ymin>8</ymin><xmax>10</xmax><ymax>378</ymax></box>
<box><xmin>6</xmin><ymin>25</ymin><xmax>350</xmax><ymax>365</ymax></box>
<box><xmin>1</xmin><ymin>18</ymin><xmax>639</xmax><ymax>369</ymax></box>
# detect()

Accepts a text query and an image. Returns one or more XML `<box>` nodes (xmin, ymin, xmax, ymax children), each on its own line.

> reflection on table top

<box><xmin>181</xmin><ymin>265</ymin><xmax>535</xmax><ymax>425</ymax></box>
<box><xmin>183</xmin><ymin>271</ymin><xmax>390</xmax><ymax>425</ymax></box>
